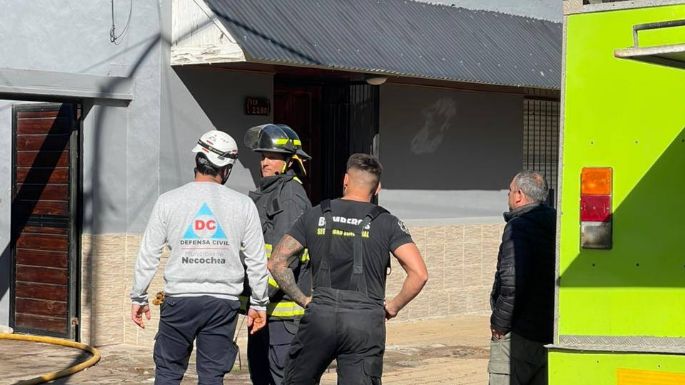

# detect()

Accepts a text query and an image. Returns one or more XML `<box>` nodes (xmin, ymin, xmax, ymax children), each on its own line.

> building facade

<box><xmin>0</xmin><ymin>0</ymin><xmax>560</xmax><ymax>345</ymax></box>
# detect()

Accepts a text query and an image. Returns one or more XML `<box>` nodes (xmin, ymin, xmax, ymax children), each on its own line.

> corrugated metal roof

<box><xmin>421</xmin><ymin>0</ymin><xmax>562</xmax><ymax>22</ymax></box>
<box><xmin>204</xmin><ymin>0</ymin><xmax>562</xmax><ymax>89</ymax></box>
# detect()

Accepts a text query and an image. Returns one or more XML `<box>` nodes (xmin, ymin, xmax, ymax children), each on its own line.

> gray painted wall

<box><xmin>77</xmin><ymin>2</ymin><xmax>272</xmax><ymax>234</ymax></box>
<box><xmin>0</xmin><ymin>101</ymin><xmax>11</xmax><ymax>326</ymax></box>
<box><xmin>0</xmin><ymin>1</ymin><xmax>166</xmax><ymax>234</ymax></box>
<box><xmin>0</xmin><ymin>1</ymin><xmax>272</xmax><ymax>233</ymax></box>
<box><xmin>0</xmin><ymin>1</ymin><xmax>167</xmax><ymax>323</ymax></box>
<box><xmin>420</xmin><ymin>0</ymin><xmax>562</xmax><ymax>22</ymax></box>
<box><xmin>378</xmin><ymin>84</ymin><xmax>522</xmax><ymax>221</ymax></box>
<box><xmin>0</xmin><ymin>0</ymin><xmax>274</xmax><ymax>327</ymax></box>
<box><xmin>160</xmin><ymin>66</ymin><xmax>273</xmax><ymax>199</ymax></box>
<box><xmin>81</xmin><ymin>101</ymin><xmax>131</xmax><ymax>234</ymax></box>
<box><xmin>0</xmin><ymin>1</ymin><xmax>158</xmax><ymax>77</ymax></box>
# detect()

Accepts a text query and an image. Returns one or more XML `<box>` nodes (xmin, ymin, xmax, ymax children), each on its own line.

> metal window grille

<box><xmin>321</xmin><ymin>83</ymin><xmax>378</xmax><ymax>199</ymax></box>
<box><xmin>523</xmin><ymin>98</ymin><xmax>560</xmax><ymax>207</ymax></box>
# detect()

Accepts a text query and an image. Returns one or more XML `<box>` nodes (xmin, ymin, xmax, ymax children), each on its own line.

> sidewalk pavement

<box><xmin>0</xmin><ymin>314</ymin><xmax>490</xmax><ymax>384</ymax></box>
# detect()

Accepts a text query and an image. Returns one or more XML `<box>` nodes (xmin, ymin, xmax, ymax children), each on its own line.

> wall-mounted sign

<box><xmin>245</xmin><ymin>97</ymin><xmax>270</xmax><ymax>116</ymax></box>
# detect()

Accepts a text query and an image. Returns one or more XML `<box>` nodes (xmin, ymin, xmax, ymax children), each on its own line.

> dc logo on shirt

<box><xmin>183</xmin><ymin>203</ymin><xmax>227</xmax><ymax>240</ymax></box>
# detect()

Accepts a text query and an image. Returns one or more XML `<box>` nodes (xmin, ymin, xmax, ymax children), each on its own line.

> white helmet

<box><xmin>192</xmin><ymin>130</ymin><xmax>238</xmax><ymax>168</ymax></box>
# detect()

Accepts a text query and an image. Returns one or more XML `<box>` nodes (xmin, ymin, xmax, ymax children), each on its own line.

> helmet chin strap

<box><xmin>291</xmin><ymin>155</ymin><xmax>307</xmax><ymax>176</ymax></box>
<box><xmin>221</xmin><ymin>165</ymin><xmax>233</xmax><ymax>185</ymax></box>
<box><xmin>274</xmin><ymin>157</ymin><xmax>291</xmax><ymax>175</ymax></box>
<box><xmin>279</xmin><ymin>158</ymin><xmax>290</xmax><ymax>175</ymax></box>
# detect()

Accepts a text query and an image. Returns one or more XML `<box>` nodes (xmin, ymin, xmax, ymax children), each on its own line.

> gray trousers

<box><xmin>488</xmin><ymin>332</ymin><xmax>548</xmax><ymax>385</ymax></box>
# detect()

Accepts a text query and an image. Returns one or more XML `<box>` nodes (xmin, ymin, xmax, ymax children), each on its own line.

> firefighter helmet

<box><xmin>244</xmin><ymin>124</ymin><xmax>311</xmax><ymax>160</ymax></box>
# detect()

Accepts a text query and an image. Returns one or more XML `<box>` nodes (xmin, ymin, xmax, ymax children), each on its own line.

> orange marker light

<box><xmin>581</xmin><ymin>167</ymin><xmax>612</xmax><ymax>195</ymax></box>
<box><xmin>580</xmin><ymin>167</ymin><xmax>613</xmax><ymax>249</ymax></box>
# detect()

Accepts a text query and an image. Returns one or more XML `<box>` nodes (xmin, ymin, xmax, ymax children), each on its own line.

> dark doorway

<box><xmin>11</xmin><ymin>103</ymin><xmax>80</xmax><ymax>339</ymax></box>
<box><xmin>274</xmin><ymin>84</ymin><xmax>322</xmax><ymax>203</ymax></box>
<box><xmin>275</xmin><ymin>79</ymin><xmax>378</xmax><ymax>205</ymax></box>
<box><xmin>321</xmin><ymin>83</ymin><xmax>379</xmax><ymax>200</ymax></box>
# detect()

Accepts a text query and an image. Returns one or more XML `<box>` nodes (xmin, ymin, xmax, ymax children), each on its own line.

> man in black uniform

<box><xmin>268</xmin><ymin>153</ymin><xmax>428</xmax><ymax>385</ymax></box>
<box><xmin>243</xmin><ymin>124</ymin><xmax>312</xmax><ymax>385</ymax></box>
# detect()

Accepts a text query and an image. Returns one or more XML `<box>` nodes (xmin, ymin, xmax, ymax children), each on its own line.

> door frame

<box><xmin>274</xmin><ymin>77</ymin><xmax>380</xmax><ymax>204</ymax></box>
<box><xmin>8</xmin><ymin>102</ymin><xmax>82</xmax><ymax>340</ymax></box>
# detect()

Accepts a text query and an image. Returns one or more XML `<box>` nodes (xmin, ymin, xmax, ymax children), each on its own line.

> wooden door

<box><xmin>274</xmin><ymin>81</ymin><xmax>379</xmax><ymax>204</ymax></box>
<box><xmin>11</xmin><ymin>103</ymin><xmax>79</xmax><ymax>338</ymax></box>
<box><xmin>274</xmin><ymin>85</ymin><xmax>323</xmax><ymax>204</ymax></box>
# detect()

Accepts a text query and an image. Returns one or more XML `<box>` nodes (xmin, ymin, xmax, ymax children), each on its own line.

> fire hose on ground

<box><xmin>0</xmin><ymin>333</ymin><xmax>101</xmax><ymax>385</ymax></box>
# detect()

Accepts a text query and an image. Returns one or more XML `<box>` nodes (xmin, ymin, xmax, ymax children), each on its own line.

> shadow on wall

<box><xmin>559</xmin><ymin>126</ymin><xmax>685</xmax><ymax>288</ymax></box>
<box><xmin>172</xmin><ymin>66</ymin><xmax>272</xmax><ymax>189</ymax></box>
<box><xmin>380</xmin><ymin>86</ymin><xmax>523</xmax><ymax>191</ymax></box>
<box><xmin>81</xmin><ymin>33</ymin><xmax>160</xmax><ymax>343</ymax></box>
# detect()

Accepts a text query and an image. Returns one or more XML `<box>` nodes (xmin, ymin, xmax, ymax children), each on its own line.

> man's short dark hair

<box><xmin>346</xmin><ymin>153</ymin><xmax>383</xmax><ymax>192</ymax></box>
<box><xmin>195</xmin><ymin>153</ymin><xmax>221</xmax><ymax>177</ymax></box>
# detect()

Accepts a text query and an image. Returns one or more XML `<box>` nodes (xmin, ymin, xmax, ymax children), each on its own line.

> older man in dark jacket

<box><xmin>488</xmin><ymin>171</ymin><xmax>556</xmax><ymax>385</ymax></box>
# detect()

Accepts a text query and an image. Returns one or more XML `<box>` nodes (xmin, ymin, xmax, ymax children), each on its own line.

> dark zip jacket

<box><xmin>249</xmin><ymin>171</ymin><xmax>312</xmax><ymax>319</ymax></box>
<box><xmin>490</xmin><ymin>203</ymin><xmax>556</xmax><ymax>343</ymax></box>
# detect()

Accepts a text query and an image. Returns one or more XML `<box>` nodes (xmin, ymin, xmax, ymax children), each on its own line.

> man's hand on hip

<box><xmin>384</xmin><ymin>299</ymin><xmax>400</xmax><ymax>320</ymax></box>
<box><xmin>131</xmin><ymin>303</ymin><xmax>151</xmax><ymax>329</ymax></box>
<box><xmin>491</xmin><ymin>326</ymin><xmax>506</xmax><ymax>341</ymax></box>
<box><xmin>247</xmin><ymin>308</ymin><xmax>267</xmax><ymax>335</ymax></box>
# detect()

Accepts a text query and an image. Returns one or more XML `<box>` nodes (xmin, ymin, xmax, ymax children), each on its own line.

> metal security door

<box><xmin>321</xmin><ymin>83</ymin><xmax>378</xmax><ymax>199</ymax></box>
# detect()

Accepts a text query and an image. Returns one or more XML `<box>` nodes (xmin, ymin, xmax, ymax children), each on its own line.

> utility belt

<box><xmin>312</xmin><ymin>287</ymin><xmax>384</xmax><ymax>309</ymax></box>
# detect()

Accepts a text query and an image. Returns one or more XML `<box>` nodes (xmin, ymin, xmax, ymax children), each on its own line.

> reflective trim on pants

<box><xmin>267</xmin><ymin>301</ymin><xmax>305</xmax><ymax>318</ymax></box>
<box><xmin>240</xmin><ymin>296</ymin><xmax>306</xmax><ymax>318</ymax></box>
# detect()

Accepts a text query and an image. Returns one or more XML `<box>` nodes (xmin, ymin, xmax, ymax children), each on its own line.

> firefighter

<box><xmin>269</xmin><ymin>153</ymin><xmax>429</xmax><ymax>385</ymax></box>
<box><xmin>243</xmin><ymin>124</ymin><xmax>312</xmax><ymax>385</ymax></box>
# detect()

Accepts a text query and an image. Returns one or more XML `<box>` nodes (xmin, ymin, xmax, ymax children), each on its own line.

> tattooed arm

<box><xmin>268</xmin><ymin>234</ymin><xmax>310</xmax><ymax>308</ymax></box>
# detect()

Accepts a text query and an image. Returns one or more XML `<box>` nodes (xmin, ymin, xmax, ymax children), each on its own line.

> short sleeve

<box><xmin>286</xmin><ymin>209</ymin><xmax>309</xmax><ymax>247</ymax></box>
<box><xmin>387</xmin><ymin>215</ymin><xmax>414</xmax><ymax>252</ymax></box>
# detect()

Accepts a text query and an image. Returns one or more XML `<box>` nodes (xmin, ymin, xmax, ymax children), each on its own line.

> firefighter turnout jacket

<box><xmin>245</xmin><ymin>170</ymin><xmax>312</xmax><ymax>319</ymax></box>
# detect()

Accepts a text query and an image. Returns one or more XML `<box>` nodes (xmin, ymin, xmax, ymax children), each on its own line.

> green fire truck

<box><xmin>551</xmin><ymin>1</ymin><xmax>685</xmax><ymax>383</ymax></box>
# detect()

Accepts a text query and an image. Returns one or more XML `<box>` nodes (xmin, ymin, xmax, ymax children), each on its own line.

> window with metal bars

<box><xmin>523</xmin><ymin>98</ymin><xmax>560</xmax><ymax>207</ymax></box>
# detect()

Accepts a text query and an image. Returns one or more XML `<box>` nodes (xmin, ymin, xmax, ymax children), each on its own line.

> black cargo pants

<box><xmin>248</xmin><ymin>318</ymin><xmax>299</xmax><ymax>385</ymax></box>
<box><xmin>283</xmin><ymin>288</ymin><xmax>385</xmax><ymax>385</ymax></box>
<box><xmin>153</xmin><ymin>296</ymin><xmax>240</xmax><ymax>385</ymax></box>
